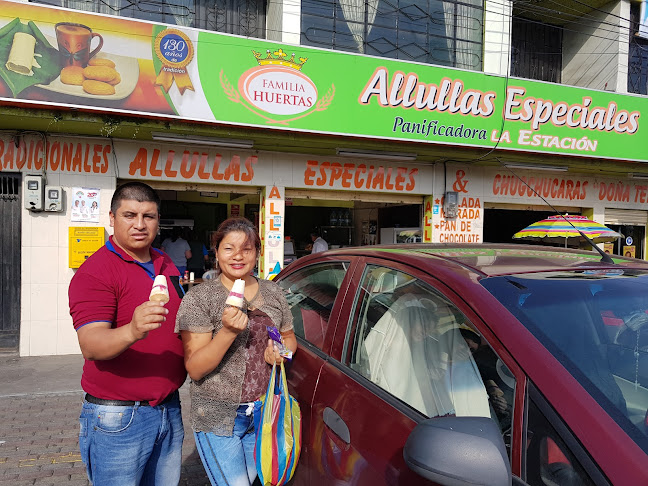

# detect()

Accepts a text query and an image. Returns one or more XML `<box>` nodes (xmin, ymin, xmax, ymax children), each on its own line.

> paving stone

<box><xmin>0</xmin><ymin>396</ymin><xmax>209</xmax><ymax>483</ymax></box>
<box><xmin>0</xmin><ymin>477</ymin><xmax>25</xmax><ymax>485</ymax></box>
<box><xmin>0</xmin><ymin>356</ymin><xmax>212</xmax><ymax>484</ymax></box>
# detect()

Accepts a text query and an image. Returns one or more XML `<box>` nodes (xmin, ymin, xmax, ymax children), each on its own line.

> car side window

<box><xmin>277</xmin><ymin>262</ymin><xmax>348</xmax><ymax>350</ymax></box>
<box><xmin>525</xmin><ymin>394</ymin><xmax>595</xmax><ymax>486</ymax></box>
<box><xmin>347</xmin><ymin>265</ymin><xmax>515</xmax><ymax>436</ymax></box>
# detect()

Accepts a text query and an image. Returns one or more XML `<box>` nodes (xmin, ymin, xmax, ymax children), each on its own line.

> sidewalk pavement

<box><xmin>0</xmin><ymin>354</ymin><xmax>209</xmax><ymax>485</ymax></box>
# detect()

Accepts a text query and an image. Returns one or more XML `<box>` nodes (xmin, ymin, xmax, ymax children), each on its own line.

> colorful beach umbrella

<box><xmin>513</xmin><ymin>214</ymin><xmax>623</xmax><ymax>247</ymax></box>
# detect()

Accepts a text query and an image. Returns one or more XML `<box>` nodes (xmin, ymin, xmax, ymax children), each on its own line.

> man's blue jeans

<box><xmin>79</xmin><ymin>393</ymin><xmax>184</xmax><ymax>486</ymax></box>
<box><xmin>194</xmin><ymin>404</ymin><xmax>257</xmax><ymax>486</ymax></box>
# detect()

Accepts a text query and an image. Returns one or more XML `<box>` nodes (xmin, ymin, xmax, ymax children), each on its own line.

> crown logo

<box><xmin>252</xmin><ymin>49</ymin><xmax>308</xmax><ymax>71</ymax></box>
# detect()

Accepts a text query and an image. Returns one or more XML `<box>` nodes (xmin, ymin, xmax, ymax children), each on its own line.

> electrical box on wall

<box><xmin>444</xmin><ymin>191</ymin><xmax>458</xmax><ymax>219</ymax></box>
<box><xmin>24</xmin><ymin>175</ymin><xmax>44</xmax><ymax>211</ymax></box>
<box><xmin>44</xmin><ymin>186</ymin><xmax>64</xmax><ymax>212</ymax></box>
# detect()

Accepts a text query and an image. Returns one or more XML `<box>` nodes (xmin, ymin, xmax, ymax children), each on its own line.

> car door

<box><xmin>306</xmin><ymin>259</ymin><xmax>521</xmax><ymax>485</ymax></box>
<box><xmin>275</xmin><ymin>258</ymin><xmax>356</xmax><ymax>485</ymax></box>
<box><xmin>522</xmin><ymin>383</ymin><xmax>606</xmax><ymax>486</ymax></box>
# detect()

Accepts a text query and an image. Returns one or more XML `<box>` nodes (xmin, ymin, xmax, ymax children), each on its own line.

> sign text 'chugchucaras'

<box><xmin>0</xmin><ymin>0</ymin><xmax>646</xmax><ymax>164</ymax></box>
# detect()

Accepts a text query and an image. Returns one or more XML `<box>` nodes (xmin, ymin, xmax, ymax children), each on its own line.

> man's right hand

<box><xmin>129</xmin><ymin>301</ymin><xmax>169</xmax><ymax>341</ymax></box>
<box><xmin>76</xmin><ymin>301</ymin><xmax>170</xmax><ymax>361</ymax></box>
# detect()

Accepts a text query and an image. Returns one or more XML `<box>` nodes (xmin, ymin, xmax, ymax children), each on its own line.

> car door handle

<box><xmin>323</xmin><ymin>407</ymin><xmax>350</xmax><ymax>444</ymax></box>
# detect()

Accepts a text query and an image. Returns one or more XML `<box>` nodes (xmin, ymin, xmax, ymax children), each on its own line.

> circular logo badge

<box><xmin>154</xmin><ymin>29</ymin><xmax>194</xmax><ymax>68</ymax></box>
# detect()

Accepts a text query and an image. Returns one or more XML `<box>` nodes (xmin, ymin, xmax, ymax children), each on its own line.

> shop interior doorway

<box><xmin>285</xmin><ymin>204</ymin><xmax>354</xmax><ymax>258</ymax></box>
<box><xmin>152</xmin><ymin>189</ymin><xmax>248</xmax><ymax>277</ymax></box>
<box><xmin>156</xmin><ymin>190</ymin><xmax>228</xmax><ymax>246</ymax></box>
<box><xmin>284</xmin><ymin>201</ymin><xmax>422</xmax><ymax>257</ymax></box>
<box><xmin>143</xmin><ymin>185</ymin><xmax>425</xmax><ymax>270</ymax></box>
<box><xmin>484</xmin><ymin>208</ymin><xmax>579</xmax><ymax>247</ymax></box>
<box><xmin>606</xmin><ymin>225</ymin><xmax>645</xmax><ymax>259</ymax></box>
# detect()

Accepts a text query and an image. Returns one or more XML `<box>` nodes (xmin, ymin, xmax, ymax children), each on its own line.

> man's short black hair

<box><xmin>111</xmin><ymin>182</ymin><xmax>161</xmax><ymax>214</ymax></box>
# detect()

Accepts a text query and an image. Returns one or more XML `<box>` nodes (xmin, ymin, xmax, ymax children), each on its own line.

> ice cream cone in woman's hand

<box><xmin>225</xmin><ymin>278</ymin><xmax>246</xmax><ymax>309</ymax></box>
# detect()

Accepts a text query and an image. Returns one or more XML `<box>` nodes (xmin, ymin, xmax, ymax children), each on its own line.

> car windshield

<box><xmin>481</xmin><ymin>269</ymin><xmax>648</xmax><ymax>453</ymax></box>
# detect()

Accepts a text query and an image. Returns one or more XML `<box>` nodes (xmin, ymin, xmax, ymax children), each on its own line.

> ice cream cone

<box><xmin>225</xmin><ymin>278</ymin><xmax>246</xmax><ymax>309</ymax></box>
<box><xmin>149</xmin><ymin>275</ymin><xmax>169</xmax><ymax>303</ymax></box>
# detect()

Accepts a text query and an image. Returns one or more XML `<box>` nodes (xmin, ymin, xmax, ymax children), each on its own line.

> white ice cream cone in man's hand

<box><xmin>149</xmin><ymin>275</ymin><xmax>169</xmax><ymax>304</ymax></box>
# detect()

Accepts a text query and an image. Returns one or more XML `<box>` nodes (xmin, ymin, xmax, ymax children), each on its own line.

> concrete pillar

<box><xmin>266</xmin><ymin>0</ymin><xmax>301</xmax><ymax>45</ymax></box>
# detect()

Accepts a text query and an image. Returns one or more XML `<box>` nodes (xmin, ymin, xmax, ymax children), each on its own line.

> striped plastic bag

<box><xmin>253</xmin><ymin>361</ymin><xmax>302</xmax><ymax>486</ymax></box>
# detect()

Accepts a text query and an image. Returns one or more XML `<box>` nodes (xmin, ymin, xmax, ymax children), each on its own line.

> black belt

<box><xmin>84</xmin><ymin>391</ymin><xmax>178</xmax><ymax>407</ymax></box>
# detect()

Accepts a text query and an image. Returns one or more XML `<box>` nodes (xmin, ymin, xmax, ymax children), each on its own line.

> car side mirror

<box><xmin>403</xmin><ymin>416</ymin><xmax>512</xmax><ymax>486</ymax></box>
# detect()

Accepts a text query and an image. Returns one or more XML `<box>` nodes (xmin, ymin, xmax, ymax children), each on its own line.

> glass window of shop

<box><xmin>605</xmin><ymin>225</ymin><xmax>645</xmax><ymax>260</ymax></box>
<box><xmin>629</xmin><ymin>1</ymin><xmax>648</xmax><ymax>95</ymax></box>
<box><xmin>300</xmin><ymin>0</ymin><xmax>483</xmax><ymax>70</ymax></box>
<box><xmin>32</xmin><ymin>0</ymin><xmax>266</xmax><ymax>37</ymax></box>
<box><xmin>511</xmin><ymin>16</ymin><xmax>562</xmax><ymax>83</ymax></box>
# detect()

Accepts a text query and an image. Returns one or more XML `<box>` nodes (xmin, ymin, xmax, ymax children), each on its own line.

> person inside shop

<box><xmin>309</xmin><ymin>229</ymin><xmax>328</xmax><ymax>254</ymax></box>
<box><xmin>187</xmin><ymin>229</ymin><xmax>209</xmax><ymax>277</ymax></box>
<box><xmin>202</xmin><ymin>256</ymin><xmax>219</xmax><ymax>280</ymax></box>
<box><xmin>175</xmin><ymin>216</ymin><xmax>297</xmax><ymax>486</ymax></box>
<box><xmin>68</xmin><ymin>181</ymin><xmax>186</xmax><ymax>485</ymax></box>
<box><xmin>161</xmin><ymin>226</ymin><xmax>192</xmax><ymax>275</ymax></box>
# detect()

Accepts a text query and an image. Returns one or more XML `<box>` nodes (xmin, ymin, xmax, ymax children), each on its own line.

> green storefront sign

<box><xmin>0</xmin><ymin>0</ymin><xmax>644</xmax><ymax>163</ymax></box>
<box><xmin>190</xmin><ymin>33</ymin><xmax>643</xmax><ymax>161</ymax></box>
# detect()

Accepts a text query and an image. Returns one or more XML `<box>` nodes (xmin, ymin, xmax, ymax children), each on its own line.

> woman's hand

<box><xmin>264</xmin><ymin>339</ymin><xmax>283</xmax><ymax>365</ymax></box>
<box><xmin>181</xmin><ymin>305</ymin><xmax>246</xmax><ymax>382</ymax></box>
<box><xmin>221</xmin><ymin>306</ymin><xmax>248</xmax><ymax>335</ymax></box>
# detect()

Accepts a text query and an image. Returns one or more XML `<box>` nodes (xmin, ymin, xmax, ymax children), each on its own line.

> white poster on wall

<box><xmin>70</xmin><ymin>187</ymin><xmax>100</xmax><ymax>223</ymax></box>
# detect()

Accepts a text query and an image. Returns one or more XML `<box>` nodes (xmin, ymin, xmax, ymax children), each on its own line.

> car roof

<box><xmin>299</xmin><ymin>243</ymin><xmax>648</xmax><ymax>277</ymax></box>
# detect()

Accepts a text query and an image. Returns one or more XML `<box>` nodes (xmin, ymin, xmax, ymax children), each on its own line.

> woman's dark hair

<box><xmin>212</xmin><ymin>217</ymin><xmax>261</xmax><ymax>254</ymax></box>
<box><xmin>111</xmin><ymin>181</ymin><xmax>161</xmax><ymax>214</ymax></box>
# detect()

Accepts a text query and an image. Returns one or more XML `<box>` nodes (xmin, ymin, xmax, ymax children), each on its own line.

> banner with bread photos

<box><xmin>0</xmin><ymin>1</ymin><xmax>177</xmax><ymax>115</ymax></box>
<box><xmin>1</xmin><ymin>0</ymin><xmax>648</xmax><ymax>163</ymax></box>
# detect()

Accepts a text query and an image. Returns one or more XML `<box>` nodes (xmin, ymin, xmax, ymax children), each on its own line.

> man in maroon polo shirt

<box><xmin>69</xmin><ymin>182</ymin><xmax>186</xmax><ymax>485</ymax></box>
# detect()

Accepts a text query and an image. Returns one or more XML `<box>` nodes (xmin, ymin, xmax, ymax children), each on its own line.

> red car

<box><xmin>275</xmin><ymin>244</ymin><xmax>648</xmax><ymax>486</ymax></box>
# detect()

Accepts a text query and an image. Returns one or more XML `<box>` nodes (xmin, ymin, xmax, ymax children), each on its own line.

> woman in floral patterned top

<box><xmin>175</xmin><ymin>217</ymin><xmax>296</xmax><ymax>486</ymax></box>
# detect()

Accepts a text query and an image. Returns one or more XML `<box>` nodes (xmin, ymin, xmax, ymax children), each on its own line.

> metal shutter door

<box><xmin>604</xmin><ymin>209</ymin><xmax>648</xmax><ymax>226</ymax></box>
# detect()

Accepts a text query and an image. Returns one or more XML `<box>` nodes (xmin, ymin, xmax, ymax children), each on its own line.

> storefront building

<box><xmin>1</xmin><ymin>0</ymin><xmax>648</xmax><ymax>355</ymax></box>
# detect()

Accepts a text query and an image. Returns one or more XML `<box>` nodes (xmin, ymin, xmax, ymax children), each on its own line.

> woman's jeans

<box><xmin>194</xmin><ymin>404</ymin><xmax>257</xmax><ymax>486</ymax></box>
<box><xmin>78</xmin><ymin>393</ymin><xmax>184</xmax><ymax>486</ymax></box>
